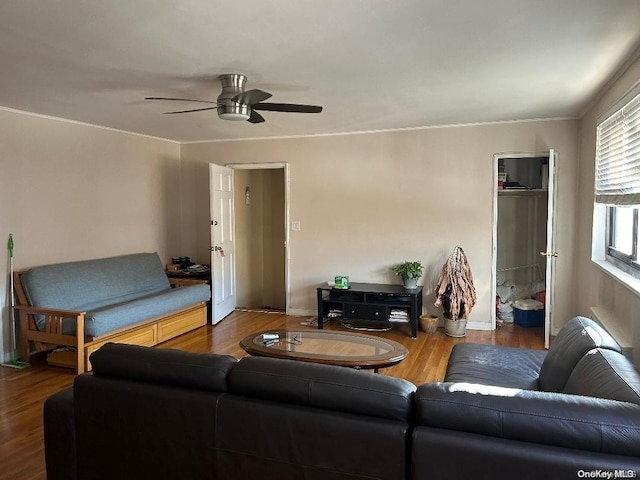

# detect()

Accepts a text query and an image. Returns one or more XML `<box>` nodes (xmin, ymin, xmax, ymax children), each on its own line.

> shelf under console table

<box><xmin>316</xmin><ymin>283</ymin><xmax>423</xmax><ymax>338</ymax></box>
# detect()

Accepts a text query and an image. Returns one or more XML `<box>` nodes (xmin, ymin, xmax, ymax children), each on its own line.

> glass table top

<box><xmin>240</xmin><ymin>329</ymin><xmax>408</xmax><ymax>369</ymax></box>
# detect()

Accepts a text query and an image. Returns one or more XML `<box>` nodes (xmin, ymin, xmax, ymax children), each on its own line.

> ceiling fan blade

<box><xmin>163</xmin><ymin>106</ymin><xmax>219</xmax><ymax>114</ymax></box>
<box><xmin>252</xmin><ymin>102</ymin><xmax>322</xmax><ymax>113</ymax></box>
<box><xmin>232</xmin><ymin>89</ymin><xmax>272</xmax><ymax>106</ymax></box>
<box><xmin>145</xmin><ymin>97</ymin><xmax>218</xmax><ymax>104</ymax></box>
<box><xmin>247</xmin><ymin>110</ymin><xmax>265</xmax><ymax>124</ymax></box>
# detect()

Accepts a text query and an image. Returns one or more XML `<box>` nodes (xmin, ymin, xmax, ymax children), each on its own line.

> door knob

<box><xmin>539</xmin><ymin>251</ymin><xmax>559</xmax><ymax>257</ymax></box>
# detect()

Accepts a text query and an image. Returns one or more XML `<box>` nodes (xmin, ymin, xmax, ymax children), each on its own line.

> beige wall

<box><xmin>575</xmin><ymin>53</ymin><xmax>640</xmax><ymax>363</ymax></box>
<box><xmin>261</xmin><ymin>169</ymin><xmax>286</xmax><ymax>310</ymax></box>
<box><xmin>0</xmin><ymin>98</ymin><xmax>592</xmax><ymax>361</ymax></box>
<box><xmin>181</xmin><ymin>119</ymin><xmax>579</xmax><ymax>327</ymax></box>
<box><xmin>0</xmin><ymin>109</ymin><xmax>181</xmax><ymax>361</ymax></box>
<box><xmin>234</xmin><ymin>169</ymin><xmax>263</xmax><ymax>308</ymax></box>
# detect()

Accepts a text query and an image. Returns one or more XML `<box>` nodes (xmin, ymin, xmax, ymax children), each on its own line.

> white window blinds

<box><xmin>595</xmin><ymin>91</ymin><xmax>640</xmax><ymax>205</ymax></box>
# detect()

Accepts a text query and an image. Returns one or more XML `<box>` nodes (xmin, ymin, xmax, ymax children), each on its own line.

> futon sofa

<box><xmin>44</xmin><ymin>317</ymin><xmax>640</xmax><ymax>479</ymax></box>
<box><xmin>15</xmin><ymin>253</ymin><xmax>210</xmax><ymax>373</ymax></box>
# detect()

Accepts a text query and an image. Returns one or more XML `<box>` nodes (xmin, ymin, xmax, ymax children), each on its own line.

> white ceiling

<box><xmin>1</xmin><ymin>1</ymin><xmax>640</xmax><ymax>143</ymax></box>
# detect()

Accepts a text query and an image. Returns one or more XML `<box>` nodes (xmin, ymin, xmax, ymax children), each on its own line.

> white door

<box><xmin>541</xmin><ymin>149</ymin><xmax>558</xmax><ymax>348</ymax></box>
<box><xmin>209</xmin><ymin>163</ymin><xmax>235</xmax><ymax>324</ymax></box>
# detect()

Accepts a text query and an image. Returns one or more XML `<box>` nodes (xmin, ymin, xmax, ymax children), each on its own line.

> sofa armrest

<box><xmin>416</xmin><ymin>382</ymin><xmax>640</xmax><ymax>456</ymax></box>
<box><xmin>43</xmin><ymin>387</ymin><xmax>76</xmax><ymax>480</ymax></box>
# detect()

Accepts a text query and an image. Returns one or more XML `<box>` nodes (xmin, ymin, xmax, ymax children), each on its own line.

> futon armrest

<box><xmin>14</xmin><ymin>304</ymin><xmax>86</xmax><ymax>344</ymax></box>
<box><xmin>415</xmin><ymin>382</ymin><xmax>640</xmax><ymax>456</ymax></box>
<box><xmin>14</xmin><ymin>304</ymin><xmax>86</xmax><ymax>317</ymax></box>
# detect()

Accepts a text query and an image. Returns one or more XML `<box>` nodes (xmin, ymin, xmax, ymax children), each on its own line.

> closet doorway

<box><xmin>229</xmin><ymin>163</ymin><xmax>289</xmax><ymax>313</ymax></box>
<box><xmin>491</xmin><ymin>151</ymin><xmax>558</xmax><ymax>348</ymax></box>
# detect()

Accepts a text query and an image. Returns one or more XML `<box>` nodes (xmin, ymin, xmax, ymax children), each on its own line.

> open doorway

<box><xmin>231</xmin><ymin>164</ymin><xmax>288</xmax><ymax>312</ymax></box>
<box><xmin>492</xmin><ymin>152</ymin><xmax>557</xmax><ymax>346</ymax></box>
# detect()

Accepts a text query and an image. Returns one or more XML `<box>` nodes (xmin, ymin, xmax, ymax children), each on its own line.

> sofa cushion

<box><xmin>564</xmin><ymin>348</ymin><xmax>640</xmax><ymax>404</ymax></box>
<box><xmin>444</xmin><ymin>343</ymin><xmax>546</xmax><ymax>390</ymax></box>
<box><xmin>538</xmin><ymin>316</ymin><xmax>621</xmax><ymax>392</ymax></box>
<box><xmin>21</xmin><ymin>252</ymin><xmax>170</xmax><ymax>311</ymax></box>
<box><xmin>90</xmin><ymin>343</ymin><xmax>237</xmax><ymax>392</ymax></box>
<box><xmin>83</xmin><ymin>283</ymin><xmax>210</xmax><ymax>337</ymax></box>
<box><xmin>228</xmin><ymin>356</ymin><xmax>416</xmax><ymax>422</ymax></box>
<box><xmin>415</xmin><ymin>382</ymin><xmax>640</xmax><ymax>456</ymax></box>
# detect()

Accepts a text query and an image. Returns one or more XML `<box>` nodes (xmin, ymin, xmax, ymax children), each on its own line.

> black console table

<box><xmin>316</xmin><ymin>283</ymin><xmax>423</xmax><ymax>338</ymax></box>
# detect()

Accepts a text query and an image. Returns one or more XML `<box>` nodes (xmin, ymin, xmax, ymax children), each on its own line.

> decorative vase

<box><xmin>444</xmin><ymin>316</ymin><xmax>467</xmax><ymax>337</ymax></box>
<box><xmin>402</xmin><ymin>275</ymin><xmax>418</xmax><ymax>289</ymax></box>
<box><xmin>419</xmin><ymin>314</ymin><xmax>439</xmax><ymax>334</ymax></box>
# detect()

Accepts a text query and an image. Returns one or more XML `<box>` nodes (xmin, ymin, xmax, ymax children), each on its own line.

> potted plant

<box><xmin>434</xmin><ymin>246</ymin><xmax>476</xmax><ymax>337</ymax></box>
<box><xmin>392</xmin><ymin>261</ymin><xmax>424</xmax><ymax>289</ymax></box>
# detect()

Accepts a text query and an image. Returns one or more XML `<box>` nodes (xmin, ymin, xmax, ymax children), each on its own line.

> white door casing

<box><xmin>209</xmin><ymin>163</ymin><xmax>235</xmax><ymax>324</ymax></box>
<box><xmin>542</xmin><ymin>149</ymin><xmax>558</xmax><ymax>349</ymax></box>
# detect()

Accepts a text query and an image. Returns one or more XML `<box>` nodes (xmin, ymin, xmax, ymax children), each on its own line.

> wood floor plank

<box><xmin>0</xmin><ymin>310</ymin><xmax>544</xmax><ymax>480</ymax></box>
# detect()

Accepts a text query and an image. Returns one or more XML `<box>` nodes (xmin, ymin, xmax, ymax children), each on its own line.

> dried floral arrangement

<box><xmin>434</xmin><ymin>246</ymin><xmax>477</xmax><ymax>320</ymax></box>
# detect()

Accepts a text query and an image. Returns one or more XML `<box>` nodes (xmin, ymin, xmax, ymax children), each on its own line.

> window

<box><xmin>595</xmin><ymin>88</ymin><xmax>640</xmax><ymax>278</ymax></box>
<box><xmin>606</xmin><ymin>206</ymin><xmax>639</xmax><ymax>272</ymax></box>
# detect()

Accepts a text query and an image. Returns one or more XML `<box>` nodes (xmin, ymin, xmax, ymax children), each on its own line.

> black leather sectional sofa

<box><xmin>44</xmin><ymin>316</ymin><xmax>640</xmax><ymax>479</ymax></box>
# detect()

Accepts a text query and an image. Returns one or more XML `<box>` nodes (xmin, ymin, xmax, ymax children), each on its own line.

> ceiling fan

<box><xmin>145</xmin><ymin>74</ymin><xmax>322</xmax><ymax>124</ymax></box>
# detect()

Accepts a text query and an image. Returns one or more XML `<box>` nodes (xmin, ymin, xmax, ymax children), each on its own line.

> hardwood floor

<box><xmin>0</xmin><ymin>310</ymin><xmax>544</xmax><ymax>480</ymax></box>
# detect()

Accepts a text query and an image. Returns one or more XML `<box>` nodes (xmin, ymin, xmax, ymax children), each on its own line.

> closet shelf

<box><xmin>498</xmin><ymin>189</ymin><xmax>548</xmax><ymax>197</ymax></box>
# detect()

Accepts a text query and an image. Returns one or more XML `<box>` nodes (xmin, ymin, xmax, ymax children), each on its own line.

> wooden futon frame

<box><xmin>14</xmin><ymin>271</ymin><xmax>208</xmax><ymax>374</ymax></box>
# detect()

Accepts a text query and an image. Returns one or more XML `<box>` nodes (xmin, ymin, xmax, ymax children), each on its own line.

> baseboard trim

<box><xmin>287</xmin><ymin>308</ymin><xmax>316</xmax><ymax>317</ymax></box>
<box><xmin>466</xmin><ymin>320</ymin><xmax>494</xmax><ymax>331</ymax></box>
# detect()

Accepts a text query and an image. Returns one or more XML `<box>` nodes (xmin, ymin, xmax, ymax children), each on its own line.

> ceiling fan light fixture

<box><xmin>218</xmin><ymin>111</ymin><xmax>250</xmax><ymax>121</ymax></box>
<box><xmin>146</xmin><ymin>73</ymin><xmax>322</xmax><ymax>124</ymax></box>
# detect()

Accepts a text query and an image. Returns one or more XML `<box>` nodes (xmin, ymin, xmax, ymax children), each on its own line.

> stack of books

<box><xmin>389</xmin><ymin>309</ymin><xmax>409</xmax><ymax>323</ymax></box>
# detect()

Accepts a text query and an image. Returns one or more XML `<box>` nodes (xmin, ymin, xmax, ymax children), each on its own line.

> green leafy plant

<box><xmin>392</xmin><ymin>261</ymin><xmax>424</xmax><ymax>279</ymax></box>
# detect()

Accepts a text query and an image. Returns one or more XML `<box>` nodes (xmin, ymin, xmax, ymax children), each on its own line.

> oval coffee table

<box><xmin>240</xmin><ymin>329</ymin><xmax>408</xmax><ymax>372</ymax></box>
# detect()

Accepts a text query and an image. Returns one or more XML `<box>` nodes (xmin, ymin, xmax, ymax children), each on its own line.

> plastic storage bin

<box><xmin>513</xmin><ymin>299</ymin><xmax>544</xmax><ymax>328</ymax></box>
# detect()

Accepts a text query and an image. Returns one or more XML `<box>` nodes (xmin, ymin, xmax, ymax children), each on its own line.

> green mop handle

<box><xmin>7</xmin><ymin>234</ymin><xmax>16</xmax><ymax>358</ymax></box>
<box><xmin>8</xmin><ymin>234</ymin><xmax>13</xmax><ymax>305</ymax></box>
